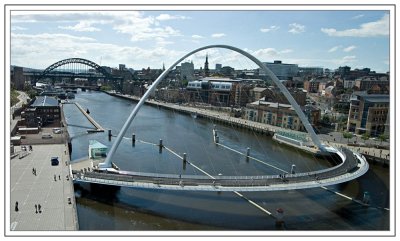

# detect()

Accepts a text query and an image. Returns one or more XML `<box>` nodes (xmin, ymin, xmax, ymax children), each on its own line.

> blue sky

<box><xmin>10</xmin><ymin>10</ymin><xmax>390</xmax><ymax>72</ymax></box>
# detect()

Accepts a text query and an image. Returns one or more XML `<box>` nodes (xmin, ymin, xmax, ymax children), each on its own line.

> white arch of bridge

<box><xmin>101</xmin><ymin>45</ymin><xmax>325</xmax><ymax>168</ymax></box>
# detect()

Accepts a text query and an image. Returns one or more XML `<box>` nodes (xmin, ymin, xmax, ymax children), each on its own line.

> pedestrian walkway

<box><xmin>9</xmin><ymin>144</ymin><xmax>78</xmax><ymax>231</ymax></box>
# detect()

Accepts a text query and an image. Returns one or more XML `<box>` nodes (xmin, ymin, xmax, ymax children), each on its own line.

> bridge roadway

<box><xmin>72</xmin><ymin>148</ymin><xmax>369</xmax><ymax>192</ymax></box>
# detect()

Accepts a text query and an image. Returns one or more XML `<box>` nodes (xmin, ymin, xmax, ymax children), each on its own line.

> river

<box><xmin>63</xmin><ymin>90</ymin><xmax>390</xmax><ymax>231</ymax></box>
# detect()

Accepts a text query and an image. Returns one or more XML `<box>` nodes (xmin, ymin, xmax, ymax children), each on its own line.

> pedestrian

<box><xmin>54</xmin><ymin>174</ymin><xmax>56</xmax><ymax>181</ymax></box>
<box><xmin>59</xmin><ymin>175</ymin><xmax>60</xmax><ymax>180</ymax></box>
<box><xmin>29</xmin><ymin>145</ymin><xmax>32</xmax><ymax>151</ymax></box>
<box><xmin>38</xmin><ymin>204</ymin><xmax>41</xmax><ymax>213</ymax></box>
<box><xmin>35</xmin><ymin>204</ymin><xmax>37</xmax><ymax>213</ymax></box>
<box><xmin>32</xmin><ymin>168</ymin><xmax>35</xmax><ymax>175</ymax></box>
<box><xmin>15</xmin><ymin>201</ymin><xmax>18</xmax><ymax>212</ymax></box>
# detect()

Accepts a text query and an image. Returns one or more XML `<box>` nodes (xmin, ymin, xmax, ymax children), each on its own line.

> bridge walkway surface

<box><xmin>10</xmin><ymin>144</ymin><xmax>78</xmax><ymax>231</ymax></box>
<box><xmin>72</xmin><ymin>148</ymin><xmax>368</xmax><ymax>192</ymax></box>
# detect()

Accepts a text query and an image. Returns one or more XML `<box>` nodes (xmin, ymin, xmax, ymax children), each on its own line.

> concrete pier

<box><xmin>74</xmin><ymin>102</ymin><xmax>104</xmax><ymax>132</ymax></box>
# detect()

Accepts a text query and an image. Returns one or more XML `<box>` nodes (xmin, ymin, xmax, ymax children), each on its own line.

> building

<box><xmin>262</xmin><ymin>60</ymin><xmax>299</xmax><ymax>80</ymax></box>
<box><xmin>11</xmin><ymin>66</ymin><xmax>26</xmax><ymax>90</ymax></box>
<box><xmin>354</xmin><ymin>77</ymin><xmax>389</xmax><ymax>92</ymax></box>
<box><xmin>346</xmin><ymin>93</ymin><xmax>389</xmax><ymax>136</ymax></box>
<box><xmin>186</xmin><ymin>77</ymin><xmax>243</xmax><ymax>107</ymax></box>
<box><xmin>204</xmin><ymin>54</ymin><xmax>210</xmax><ymax>77</ymax></box>
<box><xmin>249</xmin><ymin>87</ymin><xmax>268</xmax><ymax>103</ymax></box>
<box><xmin>180</xmin><ymin>61</ymin><xmax>195</xmax><ymax>81</ymax></box>
<box><xmin>215</xmin><ymin>64</ymin><xmax>222</xmax><ymax>72</ymax></box>
<box><xmin>22</xmin><ymin>96</ymin><xmax>61</xmax><ymax>127</ymax></box>
<box><xmin>263</xmin><ymin>87</ymin><xmax>307</xmax><ymax>106</ymax></box>
<box><xmin>245</xmin><ymin>100</ymin><xmax>305</xmax><ymax>131</ymax></box>
<box><xmin>298</xmin><ymin>67</ymin><xmax>324</xmax><ymax>77</ymax></box>
<box><xmin>303</xmin><ymin>77</ymin><xmax>333</xmax><ymax>94</ymax></box>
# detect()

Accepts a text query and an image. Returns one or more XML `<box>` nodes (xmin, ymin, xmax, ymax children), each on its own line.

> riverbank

<box><xmin>105</xmin><ymin>91</ymin><xmax>390</xmax><ymax>166</ymax></box>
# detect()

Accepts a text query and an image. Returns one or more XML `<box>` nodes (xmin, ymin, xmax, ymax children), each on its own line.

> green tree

<box><xmin>361</xmin><ymin>133</ymin><xmax>370</xmax><ymax>142</ymax></box>
<box><xmin>378</xmin><ymin>134</ymin><xmax>389</xmax><ymax>144</ymax></box>
<box><xmin>342</xmin><ymin>131</ymin><xmax>353</xmax><ymax>143</ymax></box>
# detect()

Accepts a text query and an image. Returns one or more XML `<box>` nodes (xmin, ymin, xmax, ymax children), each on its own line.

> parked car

<box><xmin>51</xmin><ymin>157</ymin><xmax>59</xmax><ymax>166</ymax></box>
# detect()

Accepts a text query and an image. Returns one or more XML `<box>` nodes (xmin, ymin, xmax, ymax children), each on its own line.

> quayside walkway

<box><xmin>72</xmin><ymin>148</ymin><xmax>368</xmax><ymax>192</ymax></box>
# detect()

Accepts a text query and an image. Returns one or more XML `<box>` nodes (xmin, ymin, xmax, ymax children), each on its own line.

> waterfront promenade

<box><xmin>10</xmin><ymin>144</ymin><xmax>78</xmax><ymax>231</ymax></box>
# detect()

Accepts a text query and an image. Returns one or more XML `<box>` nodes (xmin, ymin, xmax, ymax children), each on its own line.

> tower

<box><xmin>204</xmin><ymin>54</ymin><xmax>210</xmax><ymax>77</ymax></box>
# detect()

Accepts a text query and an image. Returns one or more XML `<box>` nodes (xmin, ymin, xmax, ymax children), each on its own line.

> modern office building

<box><xmin>262</xmin><ymin>60</ymin><xmax>299</xmax><ymax>80</ymax></box>
<box><xmin>346</xmin><ymin>93</ymin><xmax>389</xmax><ymax>136</ymax></box>
<box><xmin>180</xmin><ymin>61</ymin><xmax>195</xmax><ymax>81</ymax></box>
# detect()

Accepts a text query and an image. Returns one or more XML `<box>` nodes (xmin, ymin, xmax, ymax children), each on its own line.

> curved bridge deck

<box><xmin>72</xmin><ymin>148</ymin><xmax>369</xmax><ymax>192</ymax></box>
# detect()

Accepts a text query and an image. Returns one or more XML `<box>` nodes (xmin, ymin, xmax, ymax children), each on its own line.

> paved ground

<box><xmin>10</xmin><ymin>144</ymin><xmax>78</xmax><ymax>231</ymax></box>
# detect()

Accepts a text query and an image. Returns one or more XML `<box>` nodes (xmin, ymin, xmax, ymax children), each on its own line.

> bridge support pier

<box><xmin>291</xmin><ymin>164</ymin><xmax>296</xmax><ymax>174</ymax></box>
<box><xmin>159</xmin><ymin>139</ymin><xmax>163</xmax><ymax>153</ymax></box>
<box><xmin>108</xmin><ymin>130</ymin><xmax>112</xmax><ymax>141</ymax></box>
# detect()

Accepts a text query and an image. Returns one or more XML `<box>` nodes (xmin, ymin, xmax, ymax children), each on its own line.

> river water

<box><xmin>63</xmin><ymin>90</ymin><xmax>390</xmax><ymax>231</ymax></box>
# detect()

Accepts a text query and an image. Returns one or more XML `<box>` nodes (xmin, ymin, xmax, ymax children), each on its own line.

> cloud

<box><xmin>155</xmin><ymin>14</ymin><xmax>190</xmax><ymax>21</ymax></box>
<box><xmin>288</xmin><ymin>23</ymin><xmax>305</xmax><ymax>34</ymax></box>
<box><xmin>252</xmin><ymin>48</ymin><xmax>294</xmax><ymax>59</ymax></box>
<box><xmin>211</xmin><ymin>33</ymin><xmax>226</xmax><ymax>38</ymax></box>
<box><xmin>11</xmin><ymin>26</ymin><xmax>27</xmax><ymax>31</ymax></box>
<box><xmin>321</xmin><ymin>13</ymin><xmax>389</xmax><ymax>37</ymax></box>
<box><xmin>10</xmin><ymin>32</ymin><xmax>183</xmax><ymax>69</ymax></box>
<box><xmin>12</xmin><ymin>11</ymin><xmax>182</xmax><ymax>43</ymax></box>
<box><xmin>333</xmin><ymin>55</ymin><xmax>357</xmax><ymax>65</ymax></box>
<box><xmin>260</xmin><ymin>25</ymin><xmax>280</xmax><ymax>33</ymax></box>
<box><xmin>58</xmin><ymin>21</ymin><xmax>101</xmax><ymax>32</ymax></box>
<box><xmin>191</xmin><ymin>35</ymin><xmax>204</xmax><ymax>39</ymax></box>
<box><xmin>352</xmin><ymin>14</ymin><xmax>364</xmax><ymax>19</ymax></box>
<box><xmin>328</xmin><ymin>45</ymin><xmax>342</xmax><ymax>52</ymax></box>
<box><xmin>343</xmin><ymin>45</ymin><xmax>357</xmax><ymax>52</ymax></box>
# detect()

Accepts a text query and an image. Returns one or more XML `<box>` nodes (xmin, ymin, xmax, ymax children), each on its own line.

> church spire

<box><xmin>204</xmin><ymin>53</ymin><xmax>210</xmax><ymax>77</ymax></box>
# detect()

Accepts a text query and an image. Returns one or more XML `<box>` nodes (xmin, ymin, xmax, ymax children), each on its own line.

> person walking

<box><xmin>35</xmin><ymin>204</ymin><xmax>38</xmax><ymax>213</ymax></box>
<box><xmin>54</xmin><ymin>174</ymin><xmax>56</xmax><ymax>181</ymax></box>
<box><xmin>38</xmin><ymin>204</ymin><xmax>41</xmax><ymax>213</ymax></box>
<box><xmin>15</xmin><ymin>201</ymin><xmax>18</xmax><ymax>212</ymax></box>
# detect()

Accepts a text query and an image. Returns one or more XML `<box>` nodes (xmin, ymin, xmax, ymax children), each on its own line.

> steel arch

<box><xmin>38</xmin><ymin>58</ymin><xmax>111</xmax><ymax>80</ymax></box>
<box><xmin>101</xmin><ymin>44</ymin><xmax>326</xmax><ymax>169</ymax></box>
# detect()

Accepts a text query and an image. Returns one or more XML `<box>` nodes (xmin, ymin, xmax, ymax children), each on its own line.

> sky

<box><xmin>10</xmin><ymin>10</ymin><xmax>390</xmax><ymax>73</ymax></box>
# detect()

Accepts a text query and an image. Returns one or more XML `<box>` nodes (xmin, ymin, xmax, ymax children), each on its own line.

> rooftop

<box><xmin>31</xmin><ymin>96</ymin><xmax>59</xmax><ymax>107</ymax></box>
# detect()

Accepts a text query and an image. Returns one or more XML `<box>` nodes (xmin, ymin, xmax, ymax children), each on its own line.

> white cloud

<box><xmin>288</xmin><ymin>23</ymin><xmax>305</xmax><ymax>34</ymax></box>
<box><xmin>328</xmin><ymin>45</ymin><xmax>342</xmax><ymax>52</ymax></box>
<box><xmin>252</xmin><ymin>48</ymin><xmax>294</xmax><ymax>59</ymax></box>
<box><xmin>343</xmin><ymin>45</ymin><xmax>357</xmax><ymax>52</ymax></box>
<box><xmin>280</xmin><ymin>49</ymin><xmax>293</xmax><ymax>54</ymax></box>
<box><xmin>192</xmin><ymin>35</ymin><xmax>204</xmax><ymax>39</ymax></box>
<box><xmin>211</xmin><ymin>33</ymin><xmax>226</xmax><ymax>38</ymax></box>
<box><xmin>10</xmin><ymin>32</ymin><xmax>183</xmax><ymax>69</ymax></box>
<box><xmin>321</xmin><ymin>14</ymin><xmax>389</xmax><ymax>37</ymax></box>
<box><xmin>352</xmin><ymin>14</ymin><xmax>364</xmax><ymax>19</ymax></box>
<box><xmin>11</xmin><ymin>26</ymin><xmax>27</xmax><ymax>31</ymax></box>
<box><xmin>155</xmin><ymin>14</ymin><xmax>190</xmax><ymax>21</ymax></box>
<box><xmin>260</xmin><ymin>25</ymin><xmax>280</xmax><ymax>33</ymax></box>
<box><xmin>58</xmin><ymin>21</ymin><xmax>101</xmax><ymax>32</ymax></box>
<box><xmin>333</xmin><ymin>55</ymin><xmax>357</xmax><ymax>65</ymax></box>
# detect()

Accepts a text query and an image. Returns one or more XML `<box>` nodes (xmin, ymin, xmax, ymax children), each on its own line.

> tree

<box><xmin>361</xmin><ymin>133</ymin><xmax>370</xmax><ymax>142</ymax></box>
<box><xmin>378</xmin><ymin>134</ymin><xmax>389</xmax><ymax>145</ymax></box>
<box><xmin>342</xmin><ymin>131</ymin><xmax>353</xmax><ymax>143</ymax></box>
